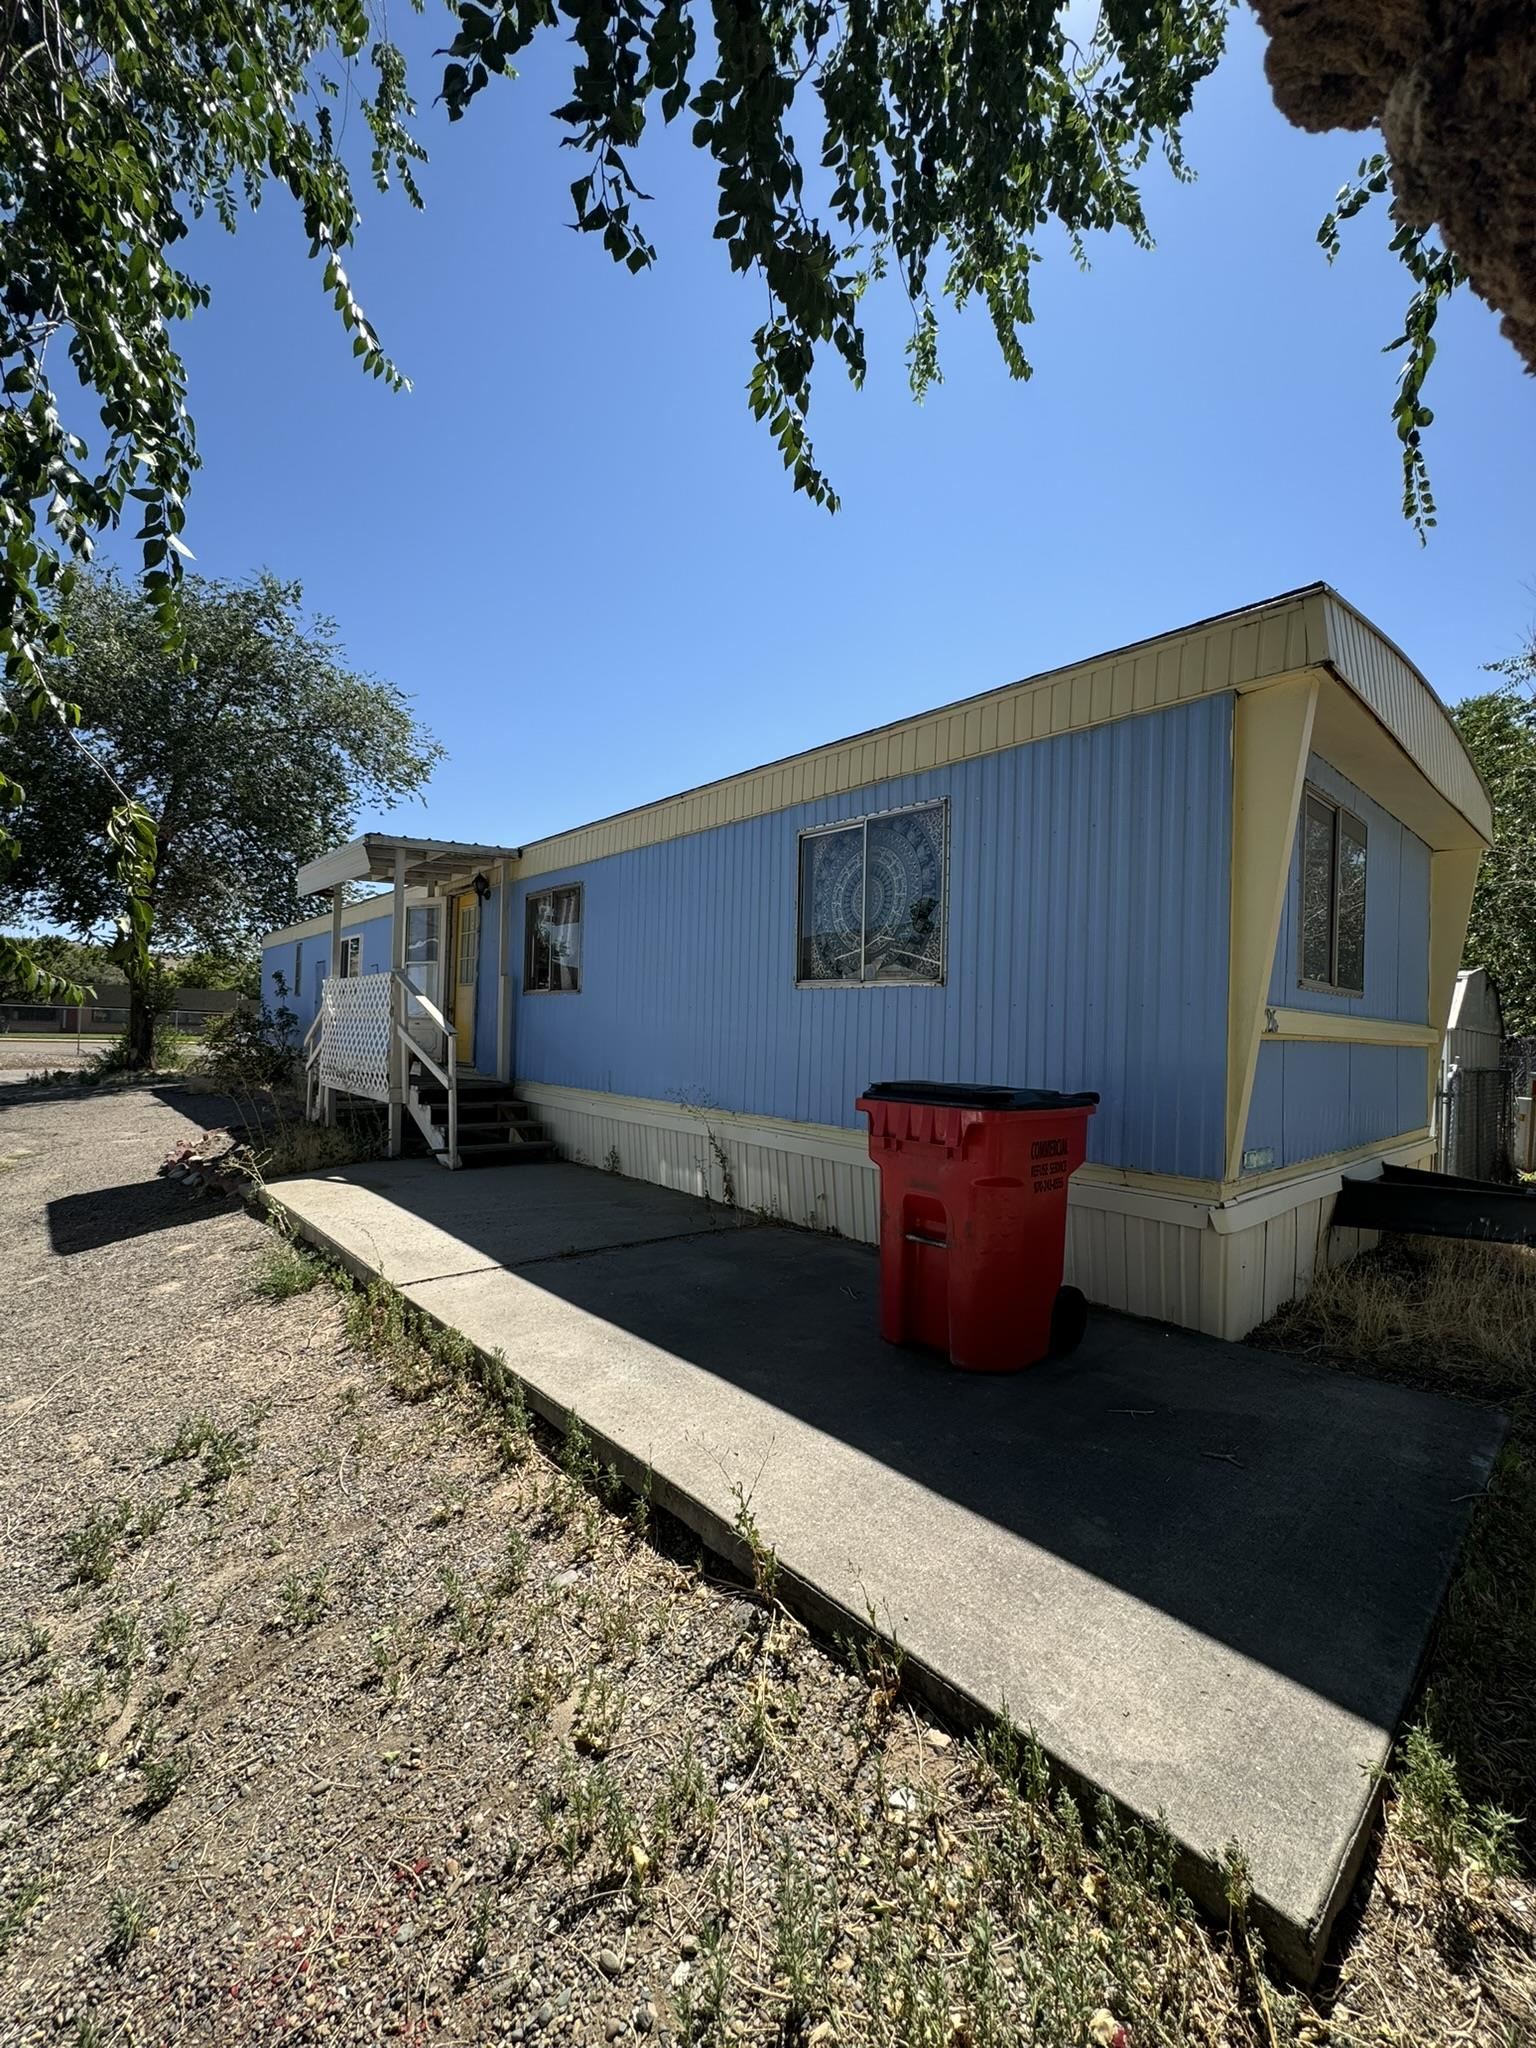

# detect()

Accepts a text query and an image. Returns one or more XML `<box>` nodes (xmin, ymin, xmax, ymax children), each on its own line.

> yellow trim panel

<box><xmin>1224</xmin><ymin>675</ymin><xmax>1319</xmax><ymax>1187</ymax></box>
<box><xmin>514</xmin><ymin>584</ymin><xmax>1488</xmax><ymax>881</ymax></box>
<box><xmin>1263</xmin><ymin>1009</ymin><xmax>1440</xmax><ymax>1049</ymax></box>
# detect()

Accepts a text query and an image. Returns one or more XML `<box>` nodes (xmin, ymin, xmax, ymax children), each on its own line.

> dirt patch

<box><xmin>1</xmin><ymin>1090</ymin><xmax>1531</xmax><ymax>2045</ymax></box>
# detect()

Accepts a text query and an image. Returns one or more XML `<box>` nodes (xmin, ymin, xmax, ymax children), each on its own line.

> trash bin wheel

<box><xmin>1049</xmin><ymin>1284</ymin><xmax>1088</xmax><ymax>1358</ymax></box>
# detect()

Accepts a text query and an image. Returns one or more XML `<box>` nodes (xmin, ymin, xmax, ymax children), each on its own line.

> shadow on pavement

<box><xmin>327</xmin><ymin>1158</ymin><xmax>1507</xmax><ymax>1739</ymax></box>
<box><xmin>42</xmin><ymin>1086</ymin><xmax>246</xmax><ymax>1254</ymax></box>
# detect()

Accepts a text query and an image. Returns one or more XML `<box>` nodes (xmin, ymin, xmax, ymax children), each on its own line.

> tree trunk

<box><xmin>126</xmin><ymin>968</ymin><xmax>157</xmax><ymax>1067</ymax></box>
<box><xmin>1250</xmin><ymin>0</ymin><xmax>1536</xmax><ymax>370</ymax></box>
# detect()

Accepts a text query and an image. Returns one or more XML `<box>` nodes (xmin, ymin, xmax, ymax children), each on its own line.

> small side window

<box><xmin>337</xmin><ymin>934</ymin><xmax>362</xmax><ymax>978</ymax></box>
<box><xmin>1298</xmin><ymin>786</ymin><xmax>1367</xmax><ymax>995</ymax></box>
<box><xmin>1299</xmin><ymin>795</ymin><xmax>1335</xmax><ymax>988</ymax></box>
<box><xmin>1335</xmin><ymin>811</ymin><xmax>1367</xmax><ymax>994</ymax></box>
<box><xmin>525</xmin><ymin>885</ymin><xmax>583</xmax><ymax>993</ymax></box>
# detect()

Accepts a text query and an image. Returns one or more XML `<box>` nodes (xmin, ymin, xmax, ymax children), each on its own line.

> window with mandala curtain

<box><xmin>796</xmin><ymin>802</ymin><xmax>946</xmax><ymax>984</ymax></box>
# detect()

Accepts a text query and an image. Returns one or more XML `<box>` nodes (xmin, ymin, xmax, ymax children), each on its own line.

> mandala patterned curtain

<box><xmin>798</xmin><ymin>803</ymin><xmax>945</xmax><ymax>984</ymax></box>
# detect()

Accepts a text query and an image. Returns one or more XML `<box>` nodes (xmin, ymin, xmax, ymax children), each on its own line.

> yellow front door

<box><xmin>451</xmin><ymin>889</ymin><xmax>480</xmax><ymax>1068</ymax></box>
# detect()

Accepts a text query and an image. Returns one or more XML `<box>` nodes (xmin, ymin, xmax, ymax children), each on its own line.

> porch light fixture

<box><xmin>472</xmin><ymin>871</ymin><xmax>492</xmax><ymax>903</ymax></box>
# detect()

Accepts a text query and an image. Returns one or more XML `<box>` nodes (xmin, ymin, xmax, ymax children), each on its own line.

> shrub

<box><xmin>203</xmin><ymin>994</ymin><xmax>298</xmax><ymax>1087</ymax></box>
<box><xmin>246</xmin><ymin>1105</ymin><xmax>385</xmax><ymax>1179</ymax></box>
<box><xmin>77</xmin><ymin>1014</ymin><xmax>187</xmax><ymax>1084</ymax></box>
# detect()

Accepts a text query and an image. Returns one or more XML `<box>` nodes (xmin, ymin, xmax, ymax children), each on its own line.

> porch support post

<box><xmin>388</xmin><ymin>846</ymin><xmax>407</xmax><ymax>1157</ymax></box>
<box><xmin>325</xmin><ymin>887</ymin><xmax>344</xmax><ymax>1126</ymax></box>
<box><xmin>495</xmin><ymin>858</ymin><xmax>511</xmax><ymax>1084</ymax></box>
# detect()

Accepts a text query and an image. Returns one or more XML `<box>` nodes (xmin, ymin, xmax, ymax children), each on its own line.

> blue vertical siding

<box><xmin>1243</xmin><ymin>1042</ymin><xmax>1430</xmax><ymax>1170</ymax></box>
<box><xmin>261</xmin><ymin>908</ymin><xmax>392</xmax><ymax>1033</ymax></box>
<box><xmin>262</xmin><ymin>934</ymin><xmax>316</xmax><ymax>1029</ymax></box>
<box><xmin>509</xmin><ymin>695</ymin><xmax>1234</xmax><ymax>1179</ymax></box>
<box><xmin>1267</xmin><ymin>754</ymin><xmax>1430</xmax><ymax>1022</ymax></box>
<box><xmin>358</xmin><ymin>912</ymin><xmax>393</xmax><ymax>978</ymax></box>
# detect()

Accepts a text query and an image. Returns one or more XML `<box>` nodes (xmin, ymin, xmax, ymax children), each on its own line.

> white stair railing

<box><xmin>391</xmin><ymin>968</ymin><xmax>458</xmax><ymax>1167</ymax></box>
<box><xmin>302</xmin><ymin>1010</ymin><xmax>324</xmax><ymax>1121</ymax></box>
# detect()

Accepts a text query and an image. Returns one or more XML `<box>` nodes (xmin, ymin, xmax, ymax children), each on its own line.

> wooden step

<box><xmin>455</xmin><ymin>1097</ymin><xmax>539</xmax><ymax>1122</ymax></box>
<box><xmin>410</xmin><ymin>1078</ymin><xmax>535</xmax><ymax>1116</ymax></box>
<box><xmin>403</xmin><ymin>1063</ymin><xmax>554</xmax><ymax>1169</ymax></box>
<box><xmin>450</xmin><ymin>1136</ymin><xmax>557</xmax><ymax>1167</ymax></box>
<box><xmin>433</xmin><ymin>1109</ymin><xmax>548</xmax><ymax>1146</ymax></box>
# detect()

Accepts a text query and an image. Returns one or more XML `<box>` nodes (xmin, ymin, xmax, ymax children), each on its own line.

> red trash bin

<box><xmin>856</xmin><ymin>1082</ymin><xmax>1099</xmax><ymax>1373</ymax></box>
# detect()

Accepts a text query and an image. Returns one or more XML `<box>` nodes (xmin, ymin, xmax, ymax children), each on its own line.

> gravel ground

<box><xmin>0</xmin><ymin>1041</ymin><xmax>100</xmax><ymax>1075</ymax></box>
<box><xmin>1</xmin><ymin>1086</ymin><xmax>1531</xmax><ymax>2048</ymax></box>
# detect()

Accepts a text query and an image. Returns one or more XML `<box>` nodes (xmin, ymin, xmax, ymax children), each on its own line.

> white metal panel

<box><xmin>527</xmin><ymin>1082</ymin><xmax>1223</xmax><ymax>1328</ymax></box>
<box><xmin>1261</xmin><ymin>1207</ymin><xmax>1299</xmax><ymax>1322</ymax></box>
<box><xmin>297</xmin><ymin>839</ymin><xmax>375</xmax><ymax>898</ymax></box>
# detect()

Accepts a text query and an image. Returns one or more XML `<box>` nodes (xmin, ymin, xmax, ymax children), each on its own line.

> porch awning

<box><xmin>297</xmin><ymin>834</ymin><xmax>522</xmax><ymax>898</ymax></box>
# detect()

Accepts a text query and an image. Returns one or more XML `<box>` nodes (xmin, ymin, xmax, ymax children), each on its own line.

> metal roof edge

<box><xmin>514</xmin><ymin>585</ymin><xmax>1329</xmax><ymax>861</ymax></box>
<box><xmin>1317</xmin><ymin>585</ymin><xmax>1494</xmax><ymax>837</ymax></box>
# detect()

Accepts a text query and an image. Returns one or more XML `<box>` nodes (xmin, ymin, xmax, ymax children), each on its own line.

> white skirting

<box><xmin>516</xmin><ymin>1081</ymin><xmax>1434</xmax><ymax>1342</ymax></box>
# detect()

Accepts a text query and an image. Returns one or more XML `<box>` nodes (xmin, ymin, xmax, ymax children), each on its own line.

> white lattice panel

<box><xmin>316</xmin><ymin>972</ymin><xmax>392</xmax><ymax>1103</ymax></box>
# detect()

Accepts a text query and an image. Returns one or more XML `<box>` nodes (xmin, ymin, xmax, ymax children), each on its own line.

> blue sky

<box><xmin>159</xmin><ymin>6</ymin><xmax>1532</xmax><ymax>850</ymax></box>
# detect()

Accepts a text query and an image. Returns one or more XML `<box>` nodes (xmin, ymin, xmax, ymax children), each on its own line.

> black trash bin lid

<box><xmin>861</xmin><ymin>1080</ymin><xmax>1100</xmax><ymax>1110</ymax></box>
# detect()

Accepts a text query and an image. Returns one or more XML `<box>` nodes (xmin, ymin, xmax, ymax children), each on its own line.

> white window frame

<box><xmin>1298</xmin><ymin>785</ymin><xmax>1367</xmax><ymax>997</ymax></box>
<box><xmin>795</xmin><ymin>798</ymin><xmax>949</xmax><ymax>989</ymax></box>
<box><xmin>338</xmin><ymin>933</ymin><xmax>363</xmax><ymax>979</ymax></box>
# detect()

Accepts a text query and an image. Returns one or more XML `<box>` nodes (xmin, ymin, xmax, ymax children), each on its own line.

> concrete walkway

<box><xmin>270</xmin><ymin>1157</ymin><xmax>1503</xmax><ymax>1980</ymax></box>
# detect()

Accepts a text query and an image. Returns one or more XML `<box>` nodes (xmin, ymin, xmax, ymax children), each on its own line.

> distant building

<box><xmin>0</xmin><ymin>985</ymin><xmax>244</xmax><ymax>1033</ymax></box>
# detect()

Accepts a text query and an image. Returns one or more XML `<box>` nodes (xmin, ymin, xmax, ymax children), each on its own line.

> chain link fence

<box><xmin>1436</xmin><ymin>1062</ymin><xmax>1515</xmax><ymax>1182</ymax></box>
<box><xmin>0</xmin><ymin>1000</ymin><xmax>244</xmax><ymax>1035</ymax></box>
<box><xmin>1505</xmin><ymin>1036</ymin><xmax>1536</xmax><ymax>1178</ymax></box>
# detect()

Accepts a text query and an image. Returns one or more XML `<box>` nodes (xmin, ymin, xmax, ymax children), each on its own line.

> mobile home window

<box><xmin>405</xmin><ymin>904</ymin><xmax>442</xmax><ymax>1003</ymax></box>
<box><xmin>1299</xmin><ymin>788</ymin><xmax>1367</xmax><ymax>995</ymax></box>
<box><xmin>338</xmin><ymin>934</ymin><xmax>362</xmax><ymax>978</ymax></box>
<box><xmin>525</xmin><ymin>886</ymin><xmax>583</xmax><ymax>993</ymax></box>
<box><xmin>797</xmin><ymin>801</ymin><xmax>946</xmax><ymax>985</ymax></box>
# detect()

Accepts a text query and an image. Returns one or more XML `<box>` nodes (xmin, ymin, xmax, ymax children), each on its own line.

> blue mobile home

<box><xmin>263</xmin><ymin>585</ymin><xmax>1490</xmax><ymax>1338</ymax></box>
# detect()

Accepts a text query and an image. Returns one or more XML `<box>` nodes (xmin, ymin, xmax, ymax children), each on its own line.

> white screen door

<box><xmin>404</xmin><ymin>904</ymin><xmax>443</xmax><ymax>1051</ymax></box>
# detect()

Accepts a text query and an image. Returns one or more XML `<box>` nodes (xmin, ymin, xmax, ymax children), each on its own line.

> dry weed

<box><xmin>1258</xmin><ymin>1234</ymin><xmax>1536</xmax><ymax>1407</ymax></box>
